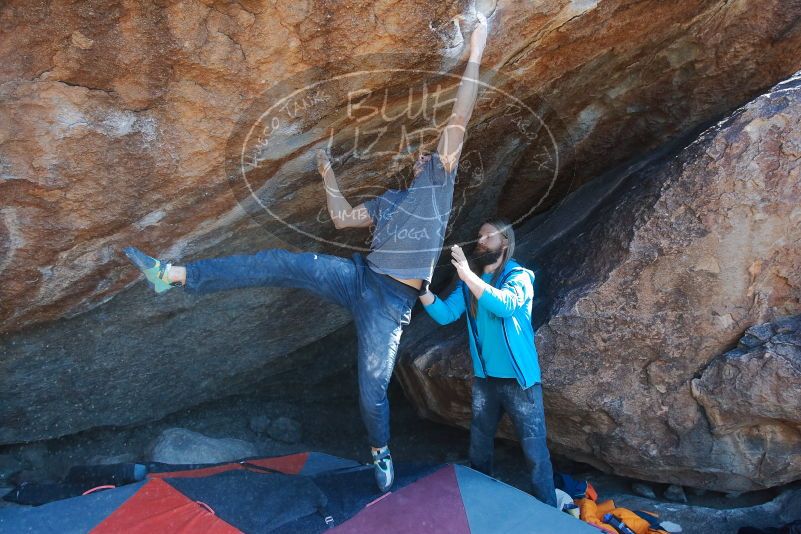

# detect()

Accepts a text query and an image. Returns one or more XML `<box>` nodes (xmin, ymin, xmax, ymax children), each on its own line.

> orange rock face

<box><xmin>1</xmin><ymin>0</ymin><xmax>800</xmax><ymax>451</ymax></box>
<box><xmin>2</xmin><ymin>0</ymin><xmax>801</xmax><ymax>333</ymax></box>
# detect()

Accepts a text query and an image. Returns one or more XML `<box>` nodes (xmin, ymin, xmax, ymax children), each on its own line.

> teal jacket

<box><xmin>422</xmin><ymin>259</ymin><xmax>542</xmax><ymax>388</ymax></box>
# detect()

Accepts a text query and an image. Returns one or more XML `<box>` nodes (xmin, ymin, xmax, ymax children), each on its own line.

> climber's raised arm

<box><xmin>437</xmin><ymin>13</ymin><xmax>489</xmax><ymax>174</ymax></box>
<box><xmin>316</xmin><ymin>149</ymin><xmax>373</xmax><ymax>229</ymax></box>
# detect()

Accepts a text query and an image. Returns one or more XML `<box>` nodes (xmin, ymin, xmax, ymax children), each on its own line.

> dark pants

<box><xmin>469</xmin><ymin>377</ymin><xmax>557</xmax><ymax>507</ymax></box>
<box><xmin>183</xmin><ymin>248</ymin><xmax>418</xmax><ymax>449</ymax></box>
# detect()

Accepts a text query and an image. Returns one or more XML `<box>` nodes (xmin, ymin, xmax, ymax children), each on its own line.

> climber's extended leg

<box><xmin>123</xmin><ymin>246</ymin><xmax>357</xmax><ymax>309</ymax></box>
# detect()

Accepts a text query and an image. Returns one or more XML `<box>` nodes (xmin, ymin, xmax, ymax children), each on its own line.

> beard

<box><xmin>469</xmin><ymin>244</ymin><xmax>503</xmax><ymax>269</ymax></box>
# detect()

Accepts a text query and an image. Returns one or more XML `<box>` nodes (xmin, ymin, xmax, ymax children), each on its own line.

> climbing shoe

<box><xmin>371</xmin><ymin>445</ymin><xmax>394</xmax><ymax>493</ymax></box>
<box><xmin>123</xmin><ymin>246</ymin><xmax>175</xmax><ymax>294</ymax></box>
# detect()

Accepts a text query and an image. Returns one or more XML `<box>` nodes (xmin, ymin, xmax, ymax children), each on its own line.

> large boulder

<box><xmin>397</xmin><ymin>72</ymin><xmax>801</xmax><ymax>492</ymax></box>
<box><xmin>2</xmin><ymin>0</ymin><xmax>801</xmax><ymax>444</ymax></box>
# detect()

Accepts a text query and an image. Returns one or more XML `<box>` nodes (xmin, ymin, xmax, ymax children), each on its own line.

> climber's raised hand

<box><xmin>436</xmin><ymin>13</ymin><xmax>488</xmax><ymax>174</ymax></box>
<box><xmin>470</xmin><ymin>13</ymin><xmax>488</xmax><ymax>57</ymax></box>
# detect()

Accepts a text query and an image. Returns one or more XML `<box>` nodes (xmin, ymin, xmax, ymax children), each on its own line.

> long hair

<box><xmin>469</xmin><ymin>218</ymin><xmax>515</xmax><ymax>318</ymax></box>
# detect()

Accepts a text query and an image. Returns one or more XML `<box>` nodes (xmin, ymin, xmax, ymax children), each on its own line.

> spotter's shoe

<box><xmin>371</xmin><ymin>446</ymin><xmax>394</xmax><ymax>493</ymax></box>
<box><xmin>123</xmin><ymin>246</ymin><xmax>175</xmax><ymax>294</ymax></box>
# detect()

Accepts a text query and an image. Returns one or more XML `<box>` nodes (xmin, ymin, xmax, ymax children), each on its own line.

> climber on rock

<box><xmin>123</xmin><ymin>13</ymin><xmax>489</xmax><ymax>493</ymax></box>
<box><xmin>418</xmin><ymin>219</ymin><xmax>558</xmax><ymax>507</ymax></box>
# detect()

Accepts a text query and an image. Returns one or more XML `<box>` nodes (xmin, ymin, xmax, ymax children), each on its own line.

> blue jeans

<box><xmin>469</xmin><ymin>377</ymin><xmax>557</xmax><ymax>507</ymax></box>
<box><xmin>183</xmin><ymin>249</ymin><xmax>418</xmax><ymax>448</ymax></box>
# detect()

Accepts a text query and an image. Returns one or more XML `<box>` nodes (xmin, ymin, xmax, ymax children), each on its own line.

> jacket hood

<box><xmin>500</xmin><ymin>258</ymin><xmax>535</xmax><ymax>286</ymax></box>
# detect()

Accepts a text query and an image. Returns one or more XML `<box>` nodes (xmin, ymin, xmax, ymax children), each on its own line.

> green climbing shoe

<box><xmin>123</xmin><ymin>246</ymin><xmax>174</xmax><ymax>294</ymax></box>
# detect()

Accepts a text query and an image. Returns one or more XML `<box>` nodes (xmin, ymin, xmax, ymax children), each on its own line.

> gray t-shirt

<box><xmin>362</xmin><ymin>151</ymin><xmax>458</xmax><ymax>284</ymax></box>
